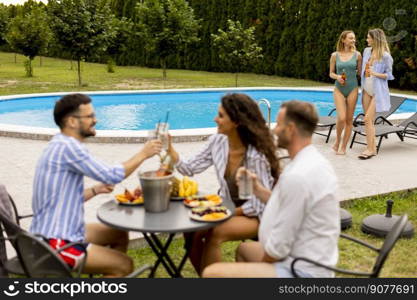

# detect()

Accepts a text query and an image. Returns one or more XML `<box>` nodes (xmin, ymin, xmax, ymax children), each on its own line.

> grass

<box><xmin>129</xmin><ymin>189</ymin><xmax>417</xmax><ymax>278</ymax></box>
<box><xmin>1</xmin><ymin>52</ymin><xmax>416</xmax><ymax>97</ymax></box>
<box><xmin>2</xmin><ymin>51</ymin><xmax>416</xmax><ymax>278</ymax></box>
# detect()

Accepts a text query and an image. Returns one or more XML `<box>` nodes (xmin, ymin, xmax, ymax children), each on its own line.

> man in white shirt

<box><xmin>203</xmin><ymin>100</ymin><xmax>340</xmax><ymax>278</ymax></box>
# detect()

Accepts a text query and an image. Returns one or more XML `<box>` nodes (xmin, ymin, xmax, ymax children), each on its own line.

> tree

<box><xmin>106</xmin><ymin>17</ymin><xmax>134</xmax><ymax>72</ymax></box>
<box><xmin>211</xmin><ymin>19</ymin><xmax>263</xmax><ymax>87</ymax></box>
<box><xmin>0</xmin><ymin>4</ymin><xmax>10</xmax><ymax>47</ymax></box>
<box><xmin>5</xmin><ymin>7</ymin><xmax>51</xmax><ymax>77</ymax></box>
<box><xmin>48</xmin><ymin>0</ymin><xmax>117</xmax><ymax>86</ymax></box>
<box><xmin>135</xmin><ymin>0</ymin><xmax>200</xmax><ymax>82</ymax></box>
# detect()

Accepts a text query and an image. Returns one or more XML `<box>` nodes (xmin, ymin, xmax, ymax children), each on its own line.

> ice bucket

<box><xmin>138</xmin><ymin>170</ymin><xmax>173</xmax><ymax>213</ymax></box>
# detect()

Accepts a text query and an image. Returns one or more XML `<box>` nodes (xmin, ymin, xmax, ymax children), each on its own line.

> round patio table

<box><xmin>97</xmin><ymin>199</ymin><xmax>235</xmax><ymax>277</ymax></box>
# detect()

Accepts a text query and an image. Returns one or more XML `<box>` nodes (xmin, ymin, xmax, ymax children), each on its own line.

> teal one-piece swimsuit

<box><xmin>335</xmin><ymin>52</ymin><xmax>358</xmax><ymax>97</ymax></box>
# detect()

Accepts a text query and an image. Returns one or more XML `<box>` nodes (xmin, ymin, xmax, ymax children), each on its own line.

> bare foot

<box><xmin>336</xmin><ymin>149</ymin><xmax>346</xmax><ymax>155</ymax></box>
<box><xmin>332</xmin><ymin>143</ymin><xmax>339</xmax><ymax>153</ymax></box>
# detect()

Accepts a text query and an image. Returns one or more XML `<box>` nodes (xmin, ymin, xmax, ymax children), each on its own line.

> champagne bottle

<box><xmin>157</xmin><ymin>153</ymin><xmax>174</xmax><ymax>176</ymax></box>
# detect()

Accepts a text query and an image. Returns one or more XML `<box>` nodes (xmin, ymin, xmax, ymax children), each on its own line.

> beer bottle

<box><xmin>365</xmin><ymin>62</ymin><xmax>371</xmax><ymax>78</ymax></box>
<box><xmin>341</xmin><ymin>69</ymin><xmax>347</xmax><ymax>86</ymax></box>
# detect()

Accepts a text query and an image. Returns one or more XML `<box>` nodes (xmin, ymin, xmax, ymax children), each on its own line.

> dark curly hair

<box><xmin>221</xmin><ymin>93</ymin><xmax>280</xmax><ymax>183</ymax></box>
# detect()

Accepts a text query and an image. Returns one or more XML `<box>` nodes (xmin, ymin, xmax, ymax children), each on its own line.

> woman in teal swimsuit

<box><xmin>329</xmin><ymin>31</ymin><xmax>362</xmax><ymax>155</ymax></box>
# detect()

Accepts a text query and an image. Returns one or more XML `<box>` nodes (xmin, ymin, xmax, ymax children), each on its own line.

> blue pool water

<box><xmin>0</xmin><ymin>90</ymin><xmax>416</xmax><ymax>130</ymax></box>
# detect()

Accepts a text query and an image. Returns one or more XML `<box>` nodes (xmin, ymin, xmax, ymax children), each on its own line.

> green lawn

<box><xmin>2</xmin><ymin>51</ymin><xmax>416</xmax><ymax>278</ymax></box>
<box><xmin>1</xmin><ymin>52</ymin><xmax>416</xmax><ymax>97</ymax></box>
<box><xmin>129</xmin><ymin>189</ymin><xmax>417</xmax><ymax>278</ymax></box>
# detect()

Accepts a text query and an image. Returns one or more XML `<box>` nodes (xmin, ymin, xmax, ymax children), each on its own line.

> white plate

<box><xmin>183</xmin><ymin>198</ymin><xmax>223</xmax><ymax>208</ymax></box>
<box><xmin>170</xmin><ymin>196</ymin><xmax>186</xmax><ymax>201</ymax></box>
<box><xmin>114</xmin><ymin>195</ymin><xmax>144</xmax><ymax>206</ymax></box>
<box><xmin>116</xmin><ymin>200</ymin><xmax>143</xmax><ymax>206</ymax></box>
<box><xmin>170</xmin><ymin>191</ymin><xmax>203</xmax><ymax>201</ymax></box>
<box><xmin>188</xmin><ymin>209</ymin><xmax>232</xmax><ymax>223</ymax></box>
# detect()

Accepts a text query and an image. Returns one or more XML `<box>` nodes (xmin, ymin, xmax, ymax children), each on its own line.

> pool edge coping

<box><xmin>1</xmin><ymin>87</ymin><xmax>416</xmax><ymax>143</ymax></box>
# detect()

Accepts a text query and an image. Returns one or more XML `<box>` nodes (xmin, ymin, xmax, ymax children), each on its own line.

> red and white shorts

<box><xmin>48</xmin><ymin>238</ymin><xmax>89</xmax><ymax>270</ymax></box>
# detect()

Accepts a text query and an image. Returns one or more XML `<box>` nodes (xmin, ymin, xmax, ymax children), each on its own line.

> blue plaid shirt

<box><xmin>30</xmin><ymin>133</ymin><xmax>125</xmax><ymax>242</ymax></box>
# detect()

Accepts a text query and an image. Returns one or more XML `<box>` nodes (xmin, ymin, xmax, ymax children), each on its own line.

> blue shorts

<box><xmin>275</xmin><ymin>262</ymin><xmax>313</xmax><ymax>278</ymax></box>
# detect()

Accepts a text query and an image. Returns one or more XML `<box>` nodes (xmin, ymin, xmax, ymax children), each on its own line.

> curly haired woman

<box><xmin>168</xmin><ymin>93</ymin><xmax>279</xmax><ymax>275</ymax></box>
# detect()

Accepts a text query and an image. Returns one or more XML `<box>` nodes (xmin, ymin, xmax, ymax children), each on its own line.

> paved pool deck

<box><xmin>1</xmin><ymin>131</ymin><xmax>417</xmax><ymax>235</ymax></box>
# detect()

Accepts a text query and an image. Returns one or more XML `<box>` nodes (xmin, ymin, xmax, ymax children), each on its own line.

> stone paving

<box><xmin>1</xmin><ymin>132</ymin><xmax>417</xmax><ymax>234</ymax></box>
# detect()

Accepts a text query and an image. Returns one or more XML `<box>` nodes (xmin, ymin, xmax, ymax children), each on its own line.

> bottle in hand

<box><xmin>341</xmin><ymin>69</ymin><xmax>347</xmax><ymax>86</ymax></box>
<box><xmin>156</xmin><ymin>153</ymin><xmax>173</xmax><ymax>177</ymax></box>
<box><xmin>365</xmin><ymin>62</ymin><xmax>371</xmax><ymax>78</ymax></box>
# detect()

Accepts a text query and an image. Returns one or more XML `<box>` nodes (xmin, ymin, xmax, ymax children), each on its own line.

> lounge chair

<box><xmin>315</xmin><ymin>108</ymin><xmax>337</xmax><ymax>143</ymax></box>
<box><xmin>353</xmin><ymin>95</ymin><xmax>407</xmax><ymax>126</ymax></box>
<box><xmin>350</xmin><ymin>112</ymin><xmax>417</xmax><ymax>153</ymax></box>
<box><xmin>316</xmin><ymin>96</ymin><xmax>407</xmax><ymax>144</ymax></box>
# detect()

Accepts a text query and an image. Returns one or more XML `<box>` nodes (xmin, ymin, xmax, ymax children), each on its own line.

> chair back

<box><xmin>15</xmin><ymin>231</ymin><xmax>72</xmax><ymax>278</ymax></box>
<box><xmin>387</xmin><ymin>96</ymin><xmax>406</xmax><ymax>116</ymax></box>
<box><xmin>0</xmin><ymin>211</ymin><xmax>24</xmax><ymax>247</ymax></box>
<box><xmin>0</xmin><ymin>199</ymin><xmax>28</xmax><ymax>277</ymax></box>
<box><xmin>372</xmin><ymin>215</ymin><xmax>408</xmax><ymax>277</ymax></box>
<box><xmin>0</xmin><ymin>185</ymin><xmax>20</xmax><ymax>225</ymax></box>
<box><xmin>399</xmin><ymin>112</ymin><xmax>417</xmax><ymax>129</ymax></box>
<box><xmin>374</xmin><ymin>96</ymin><xmax>405</xmax><ymax>121</ymax></box>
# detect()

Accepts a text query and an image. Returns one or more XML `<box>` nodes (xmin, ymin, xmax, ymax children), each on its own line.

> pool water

<box><xmin>0</xmin><ymin>90</ymin><xmax>416</xmax><ymax>130</ymax></box>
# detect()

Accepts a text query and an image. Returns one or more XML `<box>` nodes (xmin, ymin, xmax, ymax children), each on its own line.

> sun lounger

<box><xmin>315</xmin><ymin>108</ymin><xmax>337</xmax><ymax>143</ymax></box>
<box><xmin>353</xmin><ymin>95</ymin><xmax>407</xmax><ymax>126</ymax></box>
<box><xmin>350</xmin><ymin>112</ymin><xmax>417</xmax><ymax>153</ymax></box>
<box><xmin>315</xmin><ymin>96</ymin><xmax>406</xmax><ymax>144</ymax></box>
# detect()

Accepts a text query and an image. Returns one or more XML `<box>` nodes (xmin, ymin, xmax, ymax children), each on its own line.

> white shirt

<box><xmin>176</xmin><ymin>134</ymin><xmax>274</xmax><ymax>218</ymax></box>
<box><xmin>259</xmin><ymin>144</ymin><xmax>340</xmax><ymax>277</ymax></box>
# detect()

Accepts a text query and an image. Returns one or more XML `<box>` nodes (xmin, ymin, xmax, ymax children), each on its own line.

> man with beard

<box><xmin>203</xmin><ymin>100</ymin><xmax>340</xmax><ymax>278</ymax></box>
<box><xmin>30</xmin><ymin>93</ymin><xmax>162</xmax><ymax>277</ymax></box>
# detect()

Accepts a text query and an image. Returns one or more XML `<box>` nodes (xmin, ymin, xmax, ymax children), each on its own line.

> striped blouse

<box><xmin>176</xmin><ymin>134</ymin><xmax>275</xmax><ymax>218</ymax></box>
<box><xmin>30</xmin><ymin>133</ymin><xmax>125</xmax><ymax>242</ymax></box>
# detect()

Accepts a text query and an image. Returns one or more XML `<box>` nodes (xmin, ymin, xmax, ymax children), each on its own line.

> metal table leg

<box><xmin>143</xmin><ymin>233</ymin><xmax>188</xmax><ymax>278</ymax></box>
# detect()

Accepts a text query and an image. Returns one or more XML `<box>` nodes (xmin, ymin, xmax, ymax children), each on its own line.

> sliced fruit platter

<box><xmin>189</xmin><ymin>206</ymin><xmax>231</xmax><ymax>222</ymax></box>
<box><xmin>183</xmin><ymin>194</ymin><xmax>222</xmax><ymax>208</ymax></box>
<box><xmin>171</xmin><ymin>176</ymin><xmax>198</xmax><ymax>199</ymax></box>
<box><xmin>115</xmin><ymin>189</ymin><xmax>143</xmax><ymax>205</ymax></box>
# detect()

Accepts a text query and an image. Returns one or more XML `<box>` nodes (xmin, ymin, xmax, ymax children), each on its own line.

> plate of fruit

<box><xmin>183</xmin><ymin>194</ymin><xmax>222</xmax><ymax>208</ymax></box>
<box><xmin>170</xmin><ymin>176</ymin><xmax>198</xmax><ymax>200</ymax></box>
<box><xmin>115</xmin><ymin>188</ymin><xmax>144</xmax><ymax>206</ymax></box>
<box><xmin>189</xmin><ymin>206</ymin><xmax>232</xmax><ymax>222</ymax></box>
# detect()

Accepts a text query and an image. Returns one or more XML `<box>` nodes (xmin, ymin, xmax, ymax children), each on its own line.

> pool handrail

<box><xmin>258</xmin><ymin>98</ymin><xmax>271</xmax><ymax>129</ymax></box>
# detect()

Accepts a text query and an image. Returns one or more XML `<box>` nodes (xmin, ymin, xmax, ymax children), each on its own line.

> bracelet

<box><xmin>92</xmin><ymin>187</ymin><xmax>97</xmax><ymax>196</ymax></box>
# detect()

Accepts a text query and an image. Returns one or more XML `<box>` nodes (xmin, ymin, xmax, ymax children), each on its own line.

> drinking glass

<box><xmin>238</xmin><ymin>171</ymin><xmax>253</xmax><ymax>200</ymax></box>
<box><xmin>147</xmin><ymin>129</ymin><xmax>157</xmax><ymax>141</ymax></box>
<box><xmin>157</xmin><ymin>122</ymin><xmax>169</xmax><ymax>150</ymax></box>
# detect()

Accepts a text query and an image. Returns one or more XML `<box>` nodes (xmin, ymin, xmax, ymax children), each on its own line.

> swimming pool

<box><xmin>1</xmin><ymin>88</ymin><xmax>416</xmax><ymax>131</ymax></box>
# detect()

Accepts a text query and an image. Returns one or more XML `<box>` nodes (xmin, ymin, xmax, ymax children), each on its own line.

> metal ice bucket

<box><xmin>138</xmin><ymin>170</ymin><xmax>173</xmax><ymax>213</ymax></box>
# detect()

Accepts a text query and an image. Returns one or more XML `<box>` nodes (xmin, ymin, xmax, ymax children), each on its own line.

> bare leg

<box><xmin>339</xmin><ymin>88</ymin><xmax>359</xmax><ymax>154</ymax></box>
<box><xmin>333</xmin><ymin>88</ymin><xmax>347</xmax><ymax>153</ymax></box>
<box><xmin>236</xmin><ymin>241</ymin><xmax>266</xmax><ymax>262</ymax></box>
<box><xmin>361</xmin><ymin>91</ymin><xmax>377</xmax><ymax>155</ymax></box>
<box><xmin>85</xmin><ymin>223</ymin><xmax>129</xmax><ymax>252</ymax></box>
<box><xmin>186</xmin><ymin>230</ymin><xmax>208</xmax><ymax>274</ymax></box>
<box><xmin>200</xmin><ymin>216</ymin><xmax>259</xmax><ymax>273</ymax></box>
<box><xmin>83</xmin><ymin>223</ymin><xmax>133</xmax><ymax>277</ymax></box>
<box><xmin>202</xmin><ymin>262</ymin><xmax>276</xmax><ymax>278</ymax></box>
<box><xmin>82</xmin><ymin>244</ymin><xmax>134</xmax><ymax>277</ymax></box>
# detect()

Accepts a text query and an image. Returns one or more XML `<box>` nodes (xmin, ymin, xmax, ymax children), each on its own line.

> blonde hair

<box><xmin>368</xmin><ymin>28</ymin><xmax>390</xmax><ymax>61</ymax></box>
<box><xmin>336</xmin><ymin>31</ymin><xmax>356</xmax><ymax>52</ymax></box>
